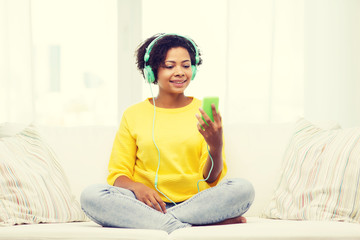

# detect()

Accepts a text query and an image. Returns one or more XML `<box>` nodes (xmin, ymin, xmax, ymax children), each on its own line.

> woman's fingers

<box><xmin>196</xmin><ymin>105</ymin><xmax>223</xmax><ymax>148</ymax></box>
<box><xmin>134</xmin><ymin>184</ymin><xmax>167</xmax><ymax>213</ymax></box>
<box><xmin>196</xmin><ymin>105</ymin><xmax>222</xmax><ymax>131</ymax></box>
<box><xmin>211</xmin><ymin>104</ymin><xmax>222</xmax><ymax>124</ymax></box>
<box><xmin>196</xmin><ymin>109</ymin><xmax>213</xmax><ymax>130</ymax></box>
<box><xmin>151</xmin><ymin>198</ymin><xmax>163</xmax><ymax>213</ymax></box>
<box><xmin>144</xmin><ymin>196</ymin><xmax>166</xmax><ymax>213</ymax></box>
<box><xmin>154</xmin><ymin>195</ymin><xmax>167</xmax><ymax>213</ymax></box>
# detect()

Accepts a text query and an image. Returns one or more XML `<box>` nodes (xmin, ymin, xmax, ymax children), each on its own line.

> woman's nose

<box><xmin>174</xmin><ymin>66</ymin><xmax>185</xmax><ymax>76</ymax></box>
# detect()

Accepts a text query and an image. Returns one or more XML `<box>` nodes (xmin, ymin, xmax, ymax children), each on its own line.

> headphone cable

<box><xmin>197</xmin><ymin>144</ymin><xmax>214</xmax><ymax>192</ymax></box>
<box><xmin>149</xmin><ymin>82</ymin><xmax>177</xmax><ymax>205</ymax></box>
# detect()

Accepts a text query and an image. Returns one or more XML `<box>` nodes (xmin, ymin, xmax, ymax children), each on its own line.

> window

<box><xmin>31</xmin><ymin>0</ymin><xmax>117</xmax><ymax>126</ymax></box>
<box><xmin>29</xmin><ymin>0</ymin><xmax>304</xmax><ymax>126</ymax></box>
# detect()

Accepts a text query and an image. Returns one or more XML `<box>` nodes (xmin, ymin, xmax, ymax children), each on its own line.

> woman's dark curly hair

<box><xmin>135</xmin><ymin>33</ymin><xmax>202</xmax><ymax>84</ymax></box>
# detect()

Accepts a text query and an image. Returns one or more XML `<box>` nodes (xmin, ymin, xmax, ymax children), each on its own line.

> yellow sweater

<box><xmin>107</xmin><ymin>97</ymin><xmax>227</xmax><ymax>203</ymax></box>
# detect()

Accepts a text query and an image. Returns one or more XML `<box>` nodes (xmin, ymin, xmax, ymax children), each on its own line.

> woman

<box><xmin>80</xmin><ymin>33</ymin><xmax>254</xmax><ymax>233</ymax></box>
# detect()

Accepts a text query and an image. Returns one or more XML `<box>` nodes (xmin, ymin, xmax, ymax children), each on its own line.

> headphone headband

<box><xmin>144</xmin><ymin>33</ymin><xmax>199</xmax><ymax>64</ymax></box>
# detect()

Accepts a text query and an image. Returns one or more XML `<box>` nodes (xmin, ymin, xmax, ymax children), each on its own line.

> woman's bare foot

<box><xmin>213</xmin><ymin>216</ymin><xmax>247</xmax><ymax>225</ymax></box>
<box><xmin>193</xmin><ymin>216</ymin><xmax>247</xmax><ymax>227</ymax></box>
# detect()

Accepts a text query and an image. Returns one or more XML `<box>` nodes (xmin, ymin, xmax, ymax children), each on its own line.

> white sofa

<box><xmin>1</xmin><ymin>121</ymin><xmax>360</xmax><ymax>240</ymax></box>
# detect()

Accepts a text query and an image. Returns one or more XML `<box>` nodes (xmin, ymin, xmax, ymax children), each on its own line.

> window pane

<box><xmin>31</xmin><ymin>0</ymin><xmax>117</xmax><ymax>126</ymax></box>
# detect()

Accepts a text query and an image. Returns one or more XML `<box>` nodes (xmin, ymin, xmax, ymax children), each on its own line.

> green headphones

<box><xmin>143</xmin><ymin>33</ymin><xmax>200</xmax><ymax>83</ymax></box>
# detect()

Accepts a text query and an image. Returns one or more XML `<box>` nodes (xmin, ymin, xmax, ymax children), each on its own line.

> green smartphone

<box><xmin>202</xmin><ymin>97</ymin><xmax>219</xmax><ymax>123</ymax></box>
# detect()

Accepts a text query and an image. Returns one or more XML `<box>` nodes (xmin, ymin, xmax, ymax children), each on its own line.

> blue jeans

<box><xmin>80</xmin><ymin>178</ymin><xmax>255</xmax><ymax>234</ymax></box>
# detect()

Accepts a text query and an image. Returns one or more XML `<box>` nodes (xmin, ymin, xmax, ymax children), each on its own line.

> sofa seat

<box><xmin>0</xmin><ymin>221</ymin><xmax>168</xmax><ymax>240</ymax></box>
<box><xmin>170</xmin><ymin>217</ymin><xmax>360</xmax><ymax>240</ymax></box>
<box><xmin>1</xmin><ymin>217</ymin><xmax>359</xmax><ymax>240</ymax></box>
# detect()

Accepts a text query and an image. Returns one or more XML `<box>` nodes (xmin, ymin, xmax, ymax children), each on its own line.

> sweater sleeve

<box><xmin>107</xmin><ymin>113</ymin><xmax>137</xmax><ymax>185</ymax></box>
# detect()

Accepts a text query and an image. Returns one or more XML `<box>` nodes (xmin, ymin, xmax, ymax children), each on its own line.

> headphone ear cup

<box><xmin>144</xmin><ymin>65</ymin><xmax>155</xmax><ymax>83</ymax></box>
<box><xmin>191</xmin><ymin>65</ymin><xmax>197</xmax><ymax>80</ymax></box>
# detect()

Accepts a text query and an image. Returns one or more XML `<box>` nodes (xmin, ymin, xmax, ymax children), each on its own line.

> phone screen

<box><xmin>202</xmin><ymin>97</ymin><xmax>219</xmax><ymax>123</ymax></box>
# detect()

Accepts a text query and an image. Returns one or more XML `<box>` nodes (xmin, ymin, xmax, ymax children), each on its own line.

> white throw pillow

<box><xmin>262</xmin><ymin>118</ymin><xmax>360</xmax><ymax>223</ymax></box>
<box><xmin>0</xmin><ymin>124</ymin><xmax>88</xmax><ymax>225</ymax></box>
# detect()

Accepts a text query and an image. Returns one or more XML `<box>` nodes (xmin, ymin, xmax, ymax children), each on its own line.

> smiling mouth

<box><xmin>170</xmin><ymin>80</ymin><xmax>187</xmax><ymax>84</ymax></box>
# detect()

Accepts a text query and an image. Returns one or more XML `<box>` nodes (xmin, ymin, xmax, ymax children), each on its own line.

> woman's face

<box><xmin>156</xmin><ymin>47</ymin><xmax>192</xmax><ymax>95</ymax></box>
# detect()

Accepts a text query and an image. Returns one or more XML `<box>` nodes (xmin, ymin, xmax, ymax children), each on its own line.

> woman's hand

<box><xmin>196</xmin><ymin>104</ymin><xmax>224</xmax><ymax>182</ymax></box>
<box><xmin>196</xmin><ymin>104</ymin><xmax>223</xmax><ymax>149</ymax></box>
<box><xmin>114</xmin><ymin>175</ymin><xmax>166</xmax><ymax>213</ymax></box>
<box><xmin>131</xmin><ymin>182</ymin><xmax>167</xmax><ymax>213</ymax></box>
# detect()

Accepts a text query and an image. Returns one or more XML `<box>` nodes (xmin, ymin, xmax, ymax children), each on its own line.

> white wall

<box><xmin>304</xmin><ymin>0</ymin><xmax>360</xmax><ymax>128</ymax></box>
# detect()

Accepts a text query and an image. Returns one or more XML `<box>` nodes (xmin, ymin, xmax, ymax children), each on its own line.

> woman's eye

<box><xmin>183</xmin><ymin>65</ymin><xmax>190</xmax><ymax>68</ymax></box>
<box><xmin>165</xmin><ymin>66</ymin><xmax>174</xmax><ymax>69</ymax></box>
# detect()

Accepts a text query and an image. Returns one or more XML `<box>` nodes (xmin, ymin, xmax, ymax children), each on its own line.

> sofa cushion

<box><xmin>0</xmin><ymin>124</ymin><xmax>87</xmax><ymax>225</ymax></box>
<box><xmin>0</xmin><ymin>122</ymin><xmax>27</xmax><ymax>138</ymax></box>
<box><xmin>169</xmin><ymin>217</ymin><xmax>360</xmax><ymax>240</ymax></box>
<box><xmin>0</xmin><ymin>221</ymin><xmax>168</xmax><ymax>240</ymax></box>
<box><xmin>263</xmin><ymin>118</ymin><xmax>360</xmax><ymax>223</ymax></box>
<box><xmin>38</xmin><ymin>125</ymin><xmax>117</xmax><ymax>200</ymax></box>
<box><xmin>224</xmin><ymin>122</ymin><xmax>295</xmax><ymax>217</ymax></box>
<box><xmin>224</xmin><ymin>120</ymin><xmax>340</xmax><ymax>217</ymax></box>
